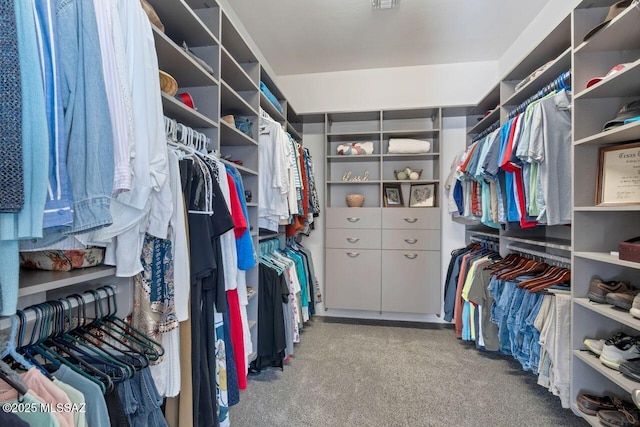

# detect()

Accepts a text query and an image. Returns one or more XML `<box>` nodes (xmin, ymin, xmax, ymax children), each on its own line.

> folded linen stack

<box><xmin>337</xmin><ymin>141</ymin><xmax>374</xmax><ymax>155</ymax></box>
<box><xmin>388</xmin><ymin>138</ymin><xmax>431</xmax><ymax>154</ymax></box>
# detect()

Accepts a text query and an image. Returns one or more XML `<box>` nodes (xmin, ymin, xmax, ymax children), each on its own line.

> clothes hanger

<box><xmin>98</xmin><ymin>286</ymin><xmax>162</xmax><ymax>361</ymax></box>
<box><xmin>66</xmin><ymin>293</ymin><xmax>136</xmax><ymax>381</ymax></box>
<box><xmin>33</xmin><ymin>297</ymin><xmax>123</xmax><ymax>390</ymax></box>
<box><xmin>83</xmin><ymin>289</ymin><xmax>150</xmax><ymax>369</ymax></box>
<box><xmin>1</xmin><ymin>315</ymin><xmax>34</xmax><ymax>372</ymax></box>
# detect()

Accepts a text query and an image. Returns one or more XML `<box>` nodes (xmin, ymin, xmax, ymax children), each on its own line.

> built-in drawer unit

<box><xmin>382</xmin><ymin>229</ymin><xmax>440</xmax><ymax>251</ymax></box>
<box><xmin>326</xmin><ymin>207</ymin><xmax>381</xmax><ymax>229</ymax></box>
<box><xmin>326</xmin><ymin>229</ymin><xmax>381</xmax><ymax>249</ymax></box>
<box><xmin>382</xmin><ymin>208</ymin><xmax>440</xmax><ymax>230</ymax></box>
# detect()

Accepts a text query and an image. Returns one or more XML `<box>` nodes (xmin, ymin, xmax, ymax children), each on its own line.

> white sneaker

<box><xmin>601</xmin><ymin>335</ymin><xmax>640</xmax><ymax>370</ymax></box>
<box><xmin>631</xmin><ymin>294</ymin><xmax>640</xmax><ymax>319</ymax></box>
<box><xmin>584</xmin><ymin>338</ymin><xmax>605</xmax><ymax>356</ymax></box>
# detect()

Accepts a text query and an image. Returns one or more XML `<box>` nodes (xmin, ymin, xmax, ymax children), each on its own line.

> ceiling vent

<box><xmin>372</xmin><ymin>0</ymin><xmax>400</xmax><ymax>10</ymax></box>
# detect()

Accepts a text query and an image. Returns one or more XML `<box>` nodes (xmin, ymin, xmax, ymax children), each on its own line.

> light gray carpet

<box><xmin>230</xmin><ymin>319</ymin><xmax>587</xmax><ymax>427</ymax></box>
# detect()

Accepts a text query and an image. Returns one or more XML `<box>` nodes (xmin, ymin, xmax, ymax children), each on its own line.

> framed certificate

<box><xmin>596</xmin><ymin>142</ymin><xmax>640</xmax><ymax>206</ymax></box>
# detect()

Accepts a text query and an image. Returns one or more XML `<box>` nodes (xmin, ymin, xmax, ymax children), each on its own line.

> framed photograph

<box><xmin>409</xmin><ymin>183</ymin><xmax>435</xmax><ymax>207</ymax></box>
<box><xmin>596</xmin><ymin>142</ymin><xmax>640</xmax><ymax>206</ymax></box>
<box><xmin>383</xmin><ymin>183</ymin><xmax>404</xmax><ymax>207</ymax></box>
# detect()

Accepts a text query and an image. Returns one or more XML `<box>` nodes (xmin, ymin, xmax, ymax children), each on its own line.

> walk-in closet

<box><xmin>3</xmin><ymin>0</ymin><xmax>640</xmax><ymax>426</ymax></box>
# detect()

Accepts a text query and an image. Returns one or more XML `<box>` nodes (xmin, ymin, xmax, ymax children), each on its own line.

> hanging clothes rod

<box><xmin>472</xmin><ymin>120</ymin><xmax>501</xmax><ymax>143</ymax></box>
<box><xmin>0</xmin><ymin>285</ymin><xmax>117</xmax><ymax>333</ymax></box>
<box><xmin>507</xmin><ymin>244</ymin><xmax>570</xmax><ymax>265</ymax></box>
<box><xmin>508</xmin><ymin>70</ymin><xmax>571</xmax><ymax>119</ymax></box>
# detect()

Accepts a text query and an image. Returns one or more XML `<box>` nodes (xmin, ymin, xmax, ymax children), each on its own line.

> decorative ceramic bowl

<box><xmin>346</xmin><ymin>194</ymin><xmax>365</xmax><ymax>207</ymax></box>
<box><xmin>394</xmin><ymin>168</ymin><xmax>423</xmax><ymax>181</ymax></box>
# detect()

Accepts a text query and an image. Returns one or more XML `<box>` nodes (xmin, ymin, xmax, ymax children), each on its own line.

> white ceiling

<box><xmin>227</xmin><ymin>0</ymin><xmax>551</xmax><ymax>76</ymax></box>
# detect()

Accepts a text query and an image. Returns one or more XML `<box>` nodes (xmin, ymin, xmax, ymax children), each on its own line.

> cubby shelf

<box><xmin>382</xmin><ymin>153</ymin><xmax>440</xmax><ymax>160</ymax></box>
<box><xmin>219</xmin><ymin>120</ymin><xmax>258</xmax><ymax>147</ymax></box>
<box><xmin>326</xmin><ymin>155</ymin><xmax>381</xmax><ymax>162</ymax></box>
<box><xmin>574</xmin><ymin>121</ymin><xmax>640</xmax><ymax>146</ymax></box>
<box><xmin>574</xmin><ymin>205</ymin><xmax>640</xmax><ymax>212</ymax></box>
<box><xmin>260</xmin><ymin>92</ymin><xmax>286</xmax><ymax>122</ymax></box>
<box><xmin>286</xmin><ymin>122</ymin><xmax>303</xmax><ymax>141</ymax></box>
<box><xmin>147</xmin><ymin>0</ymin><xmax>219</xmax><ymax>47</ymax></box>
<box><xmin>19</xmin><ymin>266</ymin><xmax>118</xmax><ymax>298</ymax></box>
<box><xmin>220</xmin><ymin>158</ymin><xmax>257</xmax><ymax>176</ymax></box>
<box><xmin>161</xmin><ymin>92</ymin><xmax>218</xmax><ymax>129</ymax></box>
<box><xmin>571</xmin><ymin>403</ymin><xmax>599</xmax><ymax>427</ymax></box>
<box><xmin>468</xmin><ymin>230</ymin><xmax>500</xmax><ymax>239</ymax></box>
<box><xmin>574</xmin><ymin>5</ymin><xmax>640</xmax><ymax>54</ymax></box>
<box><xmin>467</xmin><ymin>109</ymin><xmax>500</xmax><ymax>136</ymax></box>
<box><xmin>382</xmin><ymin>130</ymin><xmax>439</xmax><ymax>137</ymax></box>
<box><xmin>153</xmin><ymin>26</ymin><xmax>218</xmax><ymax>88</ymax></box>
<box><xmin>327</xmin><ymin>180</ymin><xmax>381</xmax><ymax>184</ymax></box>
<box><xmin>576</xmin><ymin>58</ymin><xmax>640</xmax><ymax>100</ymax></box>
<box><xmin>574</xmin><ymin>349</ymin><xmax>640</xmax><ymax>394</ymax></box>
<box><xmin>575</xmin><ymin>298</ymin><xmax>640</xmax><ymax>331</ymax></box>
<box><xmin>574</xmin><ymin>252</ymin><xmax>640</xmax><ymax>270</ymax></box>
<box><xmin>221</xmin><ymin>46</ymin><xmax>258</xmax><ymax>93</ymax></box>
<box><xmin>221</xmin><ymin>81</ymin><xmax>258</xmax><ymax>116</ymax></box>
<box><xmin>500</xmin><ymin>236</ymin><xmax>571</xmax><ymax>251</ymax></box>
<box><xmin>503</xmin><ymin>47</ymin><xmax>572</xmax><ymax>108</ymax></box>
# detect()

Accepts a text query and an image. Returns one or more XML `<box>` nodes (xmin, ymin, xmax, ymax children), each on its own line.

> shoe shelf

<box><xmin>161</xmin><ymin>93</ymin><xmax>218</xmax><ymax>129</ymax></box>
<box><xmin>574</xmin><ymin>252</ymin><xmax>640</xmax><ymax>270</ymax></box>
<box><xmin>571</xmin><ymin>403</ymin><xmax>600</xmax><ymax>427</ymax></box>
<box><xmin>219</xmin><ymin>120</ymin><xmax>258</xmax><ymax>147</ymax></box>
<box><xmin>576</xmin><ymin>58</ymin><xmax>640</xmax><ymax>100</ymax></box>
<box><xmin>574</xmin><ymin>349</ymin><xmax>639</xmax><ymax>394</ymax></box>
<box><xmin>574</xmin><ymin>4</ymin><xmax>640</xmax><ymax>55</ymax></box>
<box><xmin>501</xmin><ymin>235</ymin><xmax>571</xmax><ymax>251</ymax></box>
<box><xmin>575</xmin><ymin>298</ymin><xmax>640</xmax><ymax>332</ymax></box>
<box><xmin>574</xmin><ymin>205</ymin><xmax>640</xmax><ymax>212</ymax></box>
<box><xmin>574</xmin><ymin>121</ymin><xmax>640</xmax><ymax>147</ymax></box>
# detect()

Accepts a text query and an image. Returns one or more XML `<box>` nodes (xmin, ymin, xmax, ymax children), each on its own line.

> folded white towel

<box><xmin>388</xmin><ymin>138</ymin><xmax>431</xmax><ymax>154</ymax></box>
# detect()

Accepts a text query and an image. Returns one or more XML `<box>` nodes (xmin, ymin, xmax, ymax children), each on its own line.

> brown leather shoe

<box><xmin>577</xmin><ymin>393</ymin><xmax>619</xmax><ymax>415</ymax></box>
<box><xmin>598</xmin><ymin>406</ymin><xmax>640</xmax><ymax>427</ymax></box>
<box><xmin>607</xmin><ymin>290</ymin><xmax>640</xmax><ymax>311</ymax></box>
<box><xmin>589</xmin><ymin>278</ymin><xmax>632</xmax><ymax>303</ymax></box>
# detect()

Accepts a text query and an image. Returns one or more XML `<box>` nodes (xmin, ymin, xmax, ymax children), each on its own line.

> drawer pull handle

<box><xmin>347</xmin><ymin>237</ymin><xmax>360</xmax><ymax>243</ymax></box>
<box><xmin>347</xmin><ymin>252</ymin><xmax>360</xmax><ymax>258</ymax></box>
<box><xmin>404</xmin><ymin>253</ymin><xmax>418</xmax><ymax>260</ymax></box>
<box><xmin>404</xmin><ymin>238</ymin><xmax>418</xmax><ymax>244</ymax></box>
<box><xmin>404</xmin><ymin>217</ymin><xmax>418</xmax><ymax>223</ymax></box>
<box><xmin>347</xmin><ymin>217</ymin><xmax>360</xmax><ymax>223</ymax></box>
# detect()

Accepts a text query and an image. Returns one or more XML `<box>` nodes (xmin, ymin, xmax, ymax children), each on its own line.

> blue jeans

<box><xmin>496</xmin><ymin>281</ymin><xmax>516</xmax><ymax>355</ymax></box>
<box><xmin>117</xmin><ymin>368</ymin><xmax>167</xmax><ymax>427</ymax></box>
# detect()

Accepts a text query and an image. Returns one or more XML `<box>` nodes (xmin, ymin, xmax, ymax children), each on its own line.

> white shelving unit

<box><xmin>571</xmin><ymin>0</ymin><xmax>640</xmax><ymax>421</ymax></box>
<box><xmin>321</xmin><ymin>108</ymin><xmax>442</xmax><ymax>316</ymax></box>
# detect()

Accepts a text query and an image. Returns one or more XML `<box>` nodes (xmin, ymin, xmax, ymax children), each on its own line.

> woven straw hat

<box><xmin>159</xmin><ymin>70</ymin><xmax>178</xmax><ymax>96</ymax></box>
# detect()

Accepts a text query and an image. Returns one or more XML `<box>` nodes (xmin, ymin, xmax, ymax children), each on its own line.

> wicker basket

<box><xmin>394</xmin><ymin>168</ymin><xmax>423</xmax><ymax>181</ymax></box>
<box><xmin>346</xmin><ymin>194</ymin><xmax>365</xmax><ymax>207</ymax></box>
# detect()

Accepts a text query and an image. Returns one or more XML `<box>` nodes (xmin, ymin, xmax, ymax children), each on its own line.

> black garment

<box><xmin>105</xmin><ymin>388</ymin><xmax>130</xmax><ymax>427</ymax></box>
<box><xmin>256</xmin><ymin>265</ymin><xmax>287</xmax><ymax>370</ymax></box>
<box><xmin>184</xmin><ymin>155</ymin><xmax>234</xmax><ymax>427</ymax></box>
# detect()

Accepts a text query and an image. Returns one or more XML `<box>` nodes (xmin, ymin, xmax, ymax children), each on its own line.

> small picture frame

<box><xmin>383</xmin><ymin>183</ymin><xmax>404</xmax><ymax>207</ymax></box>
<box><xmin>596</xmin><ymin>142</ymin><xmax>640</xmax><ymax>206</ymax></box>
<box><xmin>409</xmin><ymin>183</ymin><xmax>435</xmax><ymax>207</ymax></box>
